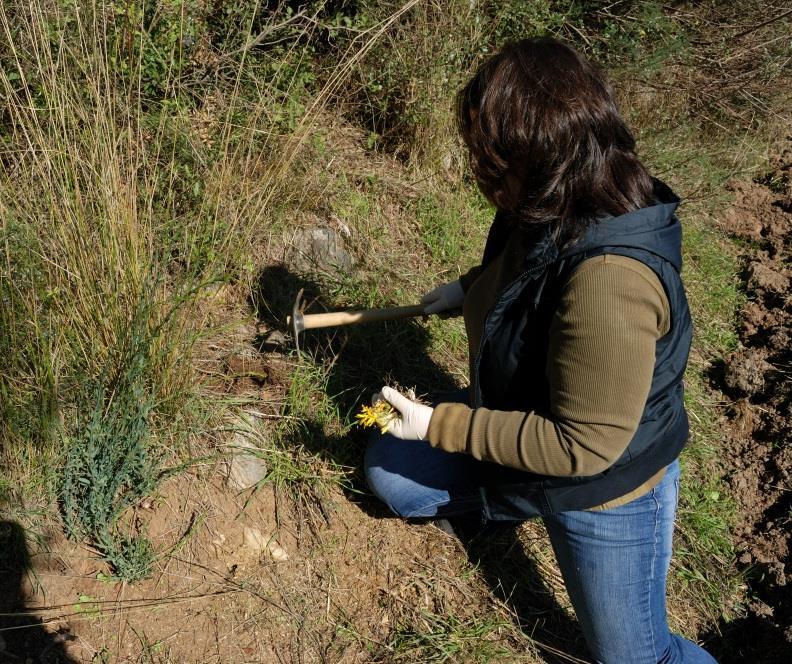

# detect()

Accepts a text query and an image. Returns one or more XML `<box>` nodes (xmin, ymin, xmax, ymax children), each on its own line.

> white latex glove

<box><xmin>421</xmin><ymin>279</ymin><xmax>465</xmax><ymax>315</ymax></box>
<box><xmin>377</xmin><ymin>386</ymin><xmax>434</xmax><ymax>441</ymax></box>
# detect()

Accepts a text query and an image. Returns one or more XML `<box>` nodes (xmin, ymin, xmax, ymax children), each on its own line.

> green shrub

<box><xmin>59</xmin><ymin>313</ymin><xmax>161</xmax><ymax>582</ymax></box>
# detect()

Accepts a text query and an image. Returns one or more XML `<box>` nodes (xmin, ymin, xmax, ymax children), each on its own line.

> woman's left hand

<box><xmin>377</xmin><ymin>386</ymin><xmax>434</xmax><ymax>440</ymax></box>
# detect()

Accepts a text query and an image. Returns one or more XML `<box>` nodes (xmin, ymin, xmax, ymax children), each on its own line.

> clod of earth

<box><xmin>717</xmin><ymin>141</ymin><xmax>792</xmax><ymax>658</ymax></box>
<box><xmin>225</xmin><ymin>354</ymin><xmax>269</xmax><ymax>384</ymax></box>
<box><xmin>746</xmin><ymin>261</ymin><xmax>789</xmax><ymax>294</ymax></box>
<box><xmin>724</xmin><ymin>349</ymin><xmax>774</xmax><ymax>396</ymax></box>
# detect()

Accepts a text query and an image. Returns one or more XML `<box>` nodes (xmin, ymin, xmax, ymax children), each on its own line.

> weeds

<box><xmin>682</xmin><ymin>220</ymin><xmax>745</xmax><ymax>356</ymax></box>
<box><xmin>255</xmin><ymin>358</ymin><xmax>351</xmax><ymax>492</ymax></box>
<box><xmin>0</xmin><ymin>0</ymin><xmax>308</xmax><ymax>575</ymax></box>
<box><xmin>413</xmin><ymin>191</ymin><xmax>490</xmax><ymax>266</ymax></box>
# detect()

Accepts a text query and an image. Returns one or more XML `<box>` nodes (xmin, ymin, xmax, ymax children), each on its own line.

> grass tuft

<box><xmin>382</xmin><ymin>611</ymin><xmax>516</xmax><ymax>663</ymax></box>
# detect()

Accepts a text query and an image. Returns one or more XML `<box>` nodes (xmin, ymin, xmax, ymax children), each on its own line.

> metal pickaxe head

<box><xmin>287</xmin><ymin>288</ymin><xmax>306</xmax><ymax>352</ymax></box>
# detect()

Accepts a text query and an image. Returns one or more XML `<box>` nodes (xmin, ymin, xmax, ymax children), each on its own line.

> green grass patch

<box><xmin>379</xmin><ymin>612</ymin><xmax>517</xmax><ymax>662</ymax></box>
<box><xmin>264</xmin><ymin>358</ymin><xmax>353</xmax><ymax>488</ymax></box>
<box><xmin>413</xmin><ymin>189</ymin><xmax>493</xmax><ymax>269</ymax></box>
<box><xmin>332</xmin><ymin>180</ymin><xmax>379</xmax><ymax>240</ymax></box>
<box><xmin>682</xmin><ymin>220</ymin><xmax>745</xmax><ymax>356</ymax></box>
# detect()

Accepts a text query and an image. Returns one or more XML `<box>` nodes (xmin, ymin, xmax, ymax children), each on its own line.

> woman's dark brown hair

<box><xmin>458</xmin><ymin>38</ymin><xmax>655</xmax><ymax>236</ymax></box>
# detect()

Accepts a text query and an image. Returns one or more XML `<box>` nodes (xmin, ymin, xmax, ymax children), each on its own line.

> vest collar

<box><xmin>562</xmin><ymin>180</ymin><xmax>683</xmax><ymax>271</ymax></box>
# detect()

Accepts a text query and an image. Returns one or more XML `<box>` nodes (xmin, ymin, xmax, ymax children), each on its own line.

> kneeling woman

<box><xmin>365</xmin><ymin>38</ymin><xmax>717</xmax><ymax>664</ymax></box>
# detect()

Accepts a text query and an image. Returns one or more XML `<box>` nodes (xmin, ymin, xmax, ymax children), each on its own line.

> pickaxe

<box><xmin>286</xmin><ymin>288</ymin><xmax>426</xmax><ymax>351</ymax></box>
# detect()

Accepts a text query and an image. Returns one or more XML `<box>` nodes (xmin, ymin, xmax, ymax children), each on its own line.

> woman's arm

<box><xmin>458</xmin><ymin>264</ymin><xmax>484</xmax><ymax>292</ymax></box>
<box><xmin>427</xmin><ymin>255</ymin><xmax>670</xmax><ymax>477</ymax></box>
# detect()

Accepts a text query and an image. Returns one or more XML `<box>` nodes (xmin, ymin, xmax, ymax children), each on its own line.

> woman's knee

<box><xmin>364</xmin><ymin>434</ymin><xmax>456</xmax><ymax>518</ymax></box>
<box><xmin>364</xmin><ymin>434</ymin><xmax>413</xmax><ymax>516</ymax></box>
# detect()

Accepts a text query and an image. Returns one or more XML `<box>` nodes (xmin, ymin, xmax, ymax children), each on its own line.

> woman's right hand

<box><xmin>421</xmin><ymin>279</ymin><xmax>465</xmax><ymax>316</ymax></box>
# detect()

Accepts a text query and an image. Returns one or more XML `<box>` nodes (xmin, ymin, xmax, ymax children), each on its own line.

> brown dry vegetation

<box><xmin>1</xmin><ymin>1</ymin><xmax>791</xmax><ymax>662</ymax></box>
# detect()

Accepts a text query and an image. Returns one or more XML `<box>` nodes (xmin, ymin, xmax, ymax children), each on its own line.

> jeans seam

<box><xmin>649</xmin><ymin>485</ymin><xmax>661</xmax><ymax>663</ymax></box>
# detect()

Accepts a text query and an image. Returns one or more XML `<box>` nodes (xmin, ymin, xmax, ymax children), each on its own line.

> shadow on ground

<box><xmin>251</xmin><ymin>263</ymin><xmax>460</xmax><ymax>397</ymax></box>
<box><xmin>701</xmin><ymin>599</ymin><xmax>792</xmax><ymax>663</ymax></box>
<box><xmin>251</xmin><ymin>263</ymin><xmax>462</xmax><ymax>466</ymax></box>
<box><xmin>452</xmin><ymin>522</ymin><xmax>591</xmax><ymax>663</ymax></box>
<box><xmin>0</xmin><ymin>521</ymin><xmax>78</xmax><ymax>663</ymax></box>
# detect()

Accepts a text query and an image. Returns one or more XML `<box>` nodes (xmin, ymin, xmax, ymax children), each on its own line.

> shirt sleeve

<box><xmin>426</xmin><ymin>255</ymin><xmax>671</xmax><ymax>476</ymax></box>
<box><xmin>458</xmin><ymin>264</ymin><xmax>483</xmax><ymax>293</ymax></box>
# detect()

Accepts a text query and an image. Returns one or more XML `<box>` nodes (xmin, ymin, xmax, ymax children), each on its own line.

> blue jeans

<box><xmin>365</xmin><ymin>433</ymin><xmax>717</xmax><ymax>664</ymax></box>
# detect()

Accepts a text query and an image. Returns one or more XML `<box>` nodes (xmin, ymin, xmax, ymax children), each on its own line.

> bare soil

<box><xmin>711</xmin><ymin>139</ymin><xmax>792</xmax><ymax>662</ymax></box>
<box><xmin>8</xmin><ymin>419</ymin><xmax>535</xmax><ymax>661</ymax></box>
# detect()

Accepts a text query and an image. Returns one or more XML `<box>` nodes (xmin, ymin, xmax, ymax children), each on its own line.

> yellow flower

<box><xmin>356</xmin><ymin>400</ymin><xmax>397</xmax><ymax>434</ymax></box>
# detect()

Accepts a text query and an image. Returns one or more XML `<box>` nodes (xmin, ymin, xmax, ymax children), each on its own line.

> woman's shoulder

<box><xmin>564</xmin><ymin>254</ymin><xmax>670</xmax><ymax>335</ymax></box>
<box><xmin>573</xmin><ymin>254</ymin><xmax>662</xmax><ymax>287</ymax></box>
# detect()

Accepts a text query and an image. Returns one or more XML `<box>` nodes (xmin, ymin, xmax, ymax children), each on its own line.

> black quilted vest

<box><xmin>472</xmin><ymin>181</ymin><xmax>693</xmax><ymax>519</ymax></box>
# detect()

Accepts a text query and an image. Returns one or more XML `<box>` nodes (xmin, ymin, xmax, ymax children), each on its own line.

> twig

<box><xmin>719</xmin><ymin>34</ymin><xmax>790</xmax><ymax>65</ymax></box>
<box><xmin>732</xmin><ymin>8</ymin><xmax>792</xmax><ymax>40</ymax></box>
<box><xmin>225</xmin><ymin>10</ymin><xmax>308</xmax><ymax>58</ymax></box>
<box><xmin>0</xmin><ymin>590</ymin><xmax>243</xmax><ymax>632</ymax></box>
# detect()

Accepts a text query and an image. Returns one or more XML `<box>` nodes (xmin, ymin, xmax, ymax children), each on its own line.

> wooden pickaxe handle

<box><xmin>297</xmin><ymin>303</ymin><xmax>425</xmax><ymax>331</ymax></box>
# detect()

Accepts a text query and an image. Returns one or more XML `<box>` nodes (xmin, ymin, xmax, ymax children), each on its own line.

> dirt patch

<box><xmin>18</xmin><ymin>467</ymin><xmax>543</xmax><ymax>662</ymax></box>
<box><xmin>713</xmin><ymin>139</ymin><xmax>792</xmax><ymax>661</ymax></box>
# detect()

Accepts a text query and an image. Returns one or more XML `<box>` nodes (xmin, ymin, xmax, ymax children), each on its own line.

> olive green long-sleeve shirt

<box><xmin>428</xmin><ymin>253</ymin><xmax>671</xmax><ymax>509</ymax></box>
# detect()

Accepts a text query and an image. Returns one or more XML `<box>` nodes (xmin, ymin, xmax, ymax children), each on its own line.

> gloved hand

<box><xmin>376</xmin><ymin>386</ymin><xmax>434</xmax><ymax>440</ymax></box>
<box><xmin>421</xmin><ymin>279</ymin><xmax>465</xmax><ymax>316</ymax></box>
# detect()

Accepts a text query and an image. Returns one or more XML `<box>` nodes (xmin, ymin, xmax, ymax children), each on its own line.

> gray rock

<box><xmin>227</xmin><ymin>412</ymin><xmax>268</xmax><ymax>490</ymax></box>
<box><xmin>290</xmin><ymin>227</ymin><xmax>354</xmax><ymax>274</ymax></box>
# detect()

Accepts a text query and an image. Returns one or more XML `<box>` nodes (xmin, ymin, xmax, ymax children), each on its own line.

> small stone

<box><xmin>261</xmin><ymin>330</ymin><xmax>287</xmax><ymax>351</ymax></box>
<box><xmin>242</xmin><ymin>527</ymin><xmax>289</xmax><ymax>561</ymax></box>
<box><xmin>243</xmin><ymin>527</ymin><xmax>268</xmax><ymax>552</ymax></box>
<box><xmin>334</xmin><ymin>218</ymin><xmax>352</xmax><ymax>239</ymax></box>
<box><xmin>266</xmin><ymin>540</ymin><xmax>289</xmax><ymax>562</ymax></box>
